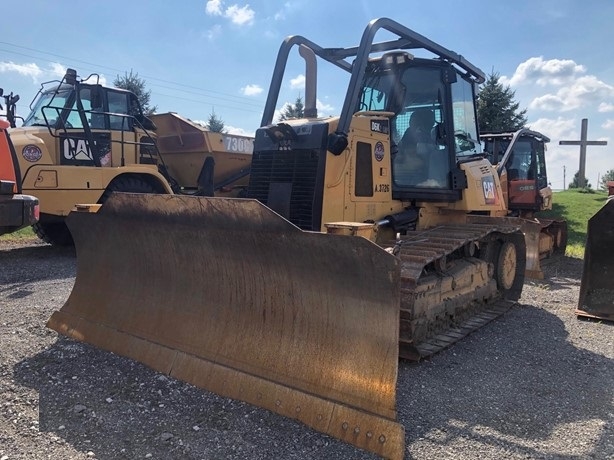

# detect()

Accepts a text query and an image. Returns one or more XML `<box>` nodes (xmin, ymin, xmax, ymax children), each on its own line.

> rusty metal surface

<box><xmin>47</xmin><ymin>193</ymin><xmax>405</xmax><ymax>459</ymax></box>
<box><xmin>577</xmin><ymin>198</ymin><xmax>614</xmax><ymax>321</ymax></box>
<box><xmin>382</xmin><ymin>217</ymin><xmax>526</xmax><ymax>360</ymax></box>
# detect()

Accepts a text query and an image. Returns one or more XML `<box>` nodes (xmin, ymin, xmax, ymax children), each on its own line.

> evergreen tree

<box><xmin>569</xmin><ymin>170</ymin><xmax>592</xmax><ymax>190</ymax></box>
<box><xmin>113</xmin><ymin>70</ymin><xmax>157</xmax><ymax>115</ymax></box>
<box><xmin>599</xmin><ymin>169</ymin><xmax>614</xmax><ymax>191</ymax></box>
<box><xmin>205</xmin><ymin>111</ymin><xmax>226</xmax><ymax>133</ymax></box>
<box><xmin>477</xmin><ymin>71</ymin><xmax>528</xmax><ymax>133</ymax></box>
<box><xmin>279</xmin><ymin>96</ymin><xmax>304</xmax><ymax>121</ymax></box>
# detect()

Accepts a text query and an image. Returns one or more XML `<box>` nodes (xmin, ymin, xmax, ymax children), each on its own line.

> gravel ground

<box><xmin>0</xmin><ymin>238</ymin><xmax>612</xmax><ymax>460</ymax></box>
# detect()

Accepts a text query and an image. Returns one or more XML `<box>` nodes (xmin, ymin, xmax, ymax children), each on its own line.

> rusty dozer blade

<box><xmin>47</xmin><ymin>193</ymin><xmax>405</xmax><ymax>459</ymax></box>
<box><xmin>577</xmin><ymin>197</ymin><xmax>614</xmax><ymax>321</ymax></box>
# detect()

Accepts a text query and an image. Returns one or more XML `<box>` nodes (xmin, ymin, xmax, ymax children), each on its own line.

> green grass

<box><xmin>0</xmin><ymin>226</ymin><xmax>37</xmax><ymax>241</ymax></box>
<box><xmin>539</xmin><ymin>189</ymin><xmax>609</xmax><ymax>258</ymax></box>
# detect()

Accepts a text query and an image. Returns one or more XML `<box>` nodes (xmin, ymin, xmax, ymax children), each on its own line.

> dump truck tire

<box><xmin>101</xmin><ymin>175</ymin><xmax>160</xmax><ymax>202</ymax></box>
<box><xmin>33</xmin><ymin>221</ymin><xmax>74</xmax><ymax>246</ymax></box>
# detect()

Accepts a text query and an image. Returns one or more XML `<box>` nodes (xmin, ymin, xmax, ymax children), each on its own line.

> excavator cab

<box><xmin>48</xmin><ymin>19</ymin><xmax>527</xmax><ymax>459</ymax></box>
<box><xmin>481</xmin><ymin>129</ymin><xmax>550</xmax><ymax>211</ymax></box>
<box><xmin>482</xmin><ymin>129</ymin><xmax>567</xmax><ymax>277</ymax></box>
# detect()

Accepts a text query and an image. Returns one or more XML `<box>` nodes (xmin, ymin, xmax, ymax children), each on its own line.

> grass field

<box><xmin>0</xmin><ymin>226</ymin><xmax>36</xmax><ymax>242</ymax></box>
<box><xmin>540</xmin><ymin>189</ymin><xmax>609</xmax><ymax>258</ymax></box>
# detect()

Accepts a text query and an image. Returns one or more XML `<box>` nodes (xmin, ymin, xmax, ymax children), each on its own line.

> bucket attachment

<box><xmin>47</xmin><ymin>193</ymin><xmax>405</xmax><ymax>459</ymax></box>
<box><xmin>519</xmin><ymin>218</ymin><xmax>545</xmax><ymax>279</ymax></box>
<box><xmin>577</xmin><ymin>198</ymin><xmax>614</xmax><ymax>321</ymax></box>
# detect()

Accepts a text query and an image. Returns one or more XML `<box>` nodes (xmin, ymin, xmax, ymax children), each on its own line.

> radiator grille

<box><xmin>246</xmin><ymin>149</ymin><xmax>323</xmax><ymax>230</ymax></box>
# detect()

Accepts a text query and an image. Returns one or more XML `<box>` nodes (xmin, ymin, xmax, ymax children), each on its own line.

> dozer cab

<box><xmin>577</xmin><ymin>195</ymin><xmax>614</xmax><ymax>321</ymax></box>
<box><xmin>8</xmin><ymin>69</ymin><xmax>253</xmax><ymax>245</ymax></box>
<box><xmin>481</xmin><ymin>129</ymin><xmax>567</xmax><ymax>278</ymax></box>
<box><xmin>48</xmin><ymin>18</ymin><xmax>527</xmax><ymax>459</ymax></box>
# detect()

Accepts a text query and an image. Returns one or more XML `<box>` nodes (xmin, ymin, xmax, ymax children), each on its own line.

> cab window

<box><xmin>451</xmin><ymin>78</ymin><xmax>481</xmax><ymax>156</ymax></box>
<box><xmin>107</xmin><ymin>91</ymin><xmax>131</xmax><ymax>130</ymax></box>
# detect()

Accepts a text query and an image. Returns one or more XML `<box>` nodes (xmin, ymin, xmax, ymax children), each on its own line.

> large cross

<box><xmin>559</xmin><ymin>118</ymin><xmax>607</xmax><ymax>188</ymax></box>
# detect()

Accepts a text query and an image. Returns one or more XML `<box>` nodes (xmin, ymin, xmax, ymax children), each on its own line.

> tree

<box><xmin>599</xmin><ymin>169</ymin><xmax>614</xmax><ymax>191</ymax></box>
<box><xmin>569</xmin><ymin>170</ymin><xmax>592</xmax><ymax>190</ymax></box>
<box><xmin>279</xmin><ymin>95</ymin><xmax>304</xmax><ymax>121</ymax></box>
<box><xmin>477</xmin><ymin>71</ymin><xmax>528</xmax><ymax>133</ymax></box>
<box><xmin>205</xmin><ymin>110</ymin><xmax>226</xmax><ymax>133</ymax></box>
<box><xmin>113</xmin><ymin>70</ymin><xmax>157</xmax><ymax>115</ymax></box>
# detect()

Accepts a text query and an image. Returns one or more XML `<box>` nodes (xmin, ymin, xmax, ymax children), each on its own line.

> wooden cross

<box><xmin>559</xmin><ymin>118</ymin><xmax>607</xmax><ymax>188</ymax></box>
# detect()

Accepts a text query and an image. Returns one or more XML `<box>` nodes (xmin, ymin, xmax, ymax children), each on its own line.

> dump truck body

<box><xmin>48</xmin><ymin>18</ymin><xmax>528</xmax><ymax>459</ymax></box>
<box><xmin>482</xmin><ymin>129</ymin><xmax>567</xmax><ymax>278</ymax></box>
<box><xmin>0</xmin><ymin>118</ymin><xmax>39</xmax><ymax>235</ymax></box>
<box><xmin>9</xmin><ymin>74</ymin><xmax>253</xmax><ymax>245</ymax></box>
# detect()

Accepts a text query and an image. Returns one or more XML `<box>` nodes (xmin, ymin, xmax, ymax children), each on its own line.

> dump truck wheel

<box><xmin>32</xmin><ymin>222</ymin><xmax>74</xmax><ymax>247</ymax></box>
<box><xmin>496</xmin><ymin>241</ymin><xmax>517</xmax><ymax>292</ymax></box>
<box><xmin>101</xmin><ymin>175</ymin><xmax>159</xmax><ymax>202</ymax></box>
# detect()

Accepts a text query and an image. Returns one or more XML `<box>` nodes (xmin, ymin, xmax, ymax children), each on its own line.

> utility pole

<box><xmin>559</xmin><ymin>118</ymin><xmax>607</xmax><ymax>188</ymax></box>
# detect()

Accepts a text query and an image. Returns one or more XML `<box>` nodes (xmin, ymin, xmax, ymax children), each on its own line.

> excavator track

<box><xmin>381</xmin><ymin>219</ymin><xmax>526</xmax><ymax>360</ymax></box>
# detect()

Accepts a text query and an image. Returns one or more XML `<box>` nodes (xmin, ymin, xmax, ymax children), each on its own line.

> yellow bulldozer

<box><xmin>8</xmin><ymin>70</ymin><xmax>253</xmax><ymax>245</ymax></box>
<box><xmin>47</xmin><ymin>18</ymin><xmax>532</xmax><ymax>459</ymax></box>
<box><xmin>481</xmin><ymin>129</ymin><xmax>568</xmax><ymax>278</ymax></box>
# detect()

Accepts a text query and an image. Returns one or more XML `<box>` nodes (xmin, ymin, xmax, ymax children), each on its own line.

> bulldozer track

<box><xmin>415</xmin><ymin>300</ymin><xmax>514</xmax><ymax>358</ymax></box>
<box><xmin>382</xmin><ymin>221</ymin><xmax>524</xmax><ymax>361</ymax></box>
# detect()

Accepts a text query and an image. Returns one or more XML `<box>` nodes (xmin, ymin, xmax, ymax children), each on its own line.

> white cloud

<box><xmin>273</xmin><ymin>1</ymin><xmax>295</xmax><ymax>21</ymax></box>
<box><xmin>49</xmin><ymin>63</ymin><xmax>67</xmax><ymax>79</ymax></box>
<box><xmin>205</xmin><ymin>1</ymin><xmax>255</xmax><ymax>26</ymax></box>
<box><xmin>528</xmin><ymin>117</ymin><xmax>576</xmax><ymax>140</ymax></box>
<box><xmin>241</xmin><ymin>84</ymin><xmax>263</xmax><ymax>96</ymax></box>
<box><xmin>225</xmin><ymin>4</ymin><xmax>255</xmax><ymax>25</ymax></box>
<box><xmin>0</xmin><ymin>61</ymin><xmax>75</xmax><ymax>84</ymax></box>
<box><xmin>316</xmin><ymin>99</ymin><xmax>334</xmax><ymax>115</ymax></box>
<box><xmin>603</xmin><ymin>119</ymin><xmax>614</xmax><ymax>129</ymax></box>
<box><xmin>529</xmin><ymin>75</ymin><xmax>614</xmax><ymax>112</ymax></box>
<box><xmin>289</xmin><ymin>74</ymin><xmax>305</xmax><ymax>89</ymax></box>
<box><xmin>598</xmin><ymin>102</ymin><xmax>614</xmax><ymax>112</ymax></box>
<box><xmin>206</xmin><ymin>0</ymin><xmax>223</xmax><ymax>15</ymax></box>
<box><xmin>0</xmin><ymin>62</ymin><xmax>43</xmax><ymax>81</ymax></box>
<box><xmin>225</xmin><ymin>125</ymin><xmax>255</xmax><ymax>136</ymax></box>
<box><xmin>191</xmin><ymin>120</ymin><xmax>254</xmax><ymax>137</ymax></box>
<box><xmin>504</xmin><ymin>57</ymin><xmax>586</xmax><ymax>87</ymax></box>
<box><xmin>207</xmin><ymin>24</ymin><xmax>222</xmax><ymax>40</ymax></box>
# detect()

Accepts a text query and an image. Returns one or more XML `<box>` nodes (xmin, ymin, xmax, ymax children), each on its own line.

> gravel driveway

<box><xmin>0</xmin><ymin>239</ymin><xmax>612</xmax><ymax>459</ymax></box>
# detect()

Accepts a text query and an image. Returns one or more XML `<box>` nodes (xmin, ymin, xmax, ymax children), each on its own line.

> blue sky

<box><xmin>1</xmin><ymin>0</ymin><xmax>613</xmax><ymax>190</ymax></box>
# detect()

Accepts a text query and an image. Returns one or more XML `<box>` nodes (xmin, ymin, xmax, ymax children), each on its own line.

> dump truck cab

<box><xmin>9</xmin><ymin>69</ymin><xmax>253</xmax><ymax>245</ymax></box>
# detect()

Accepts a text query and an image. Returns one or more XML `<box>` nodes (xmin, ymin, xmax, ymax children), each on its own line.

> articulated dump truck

<box><xmin>577</xmin><ymin>196</ymin><xmax>614</xmax><ymax>321</ymax></box>
<box><xmin>47</xmin><ymin>19</ymin><xmax>529</xmax><ymax>459</ymax></box>
<box><xmin>481</xmin><ymin>129</ymin><xmax>567</xmax><ymax>278</ymax></box>
<box><xmin>8</xmin><ymin>70</ymin><xmax>253</xmax><ymax>245</ymax></box>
